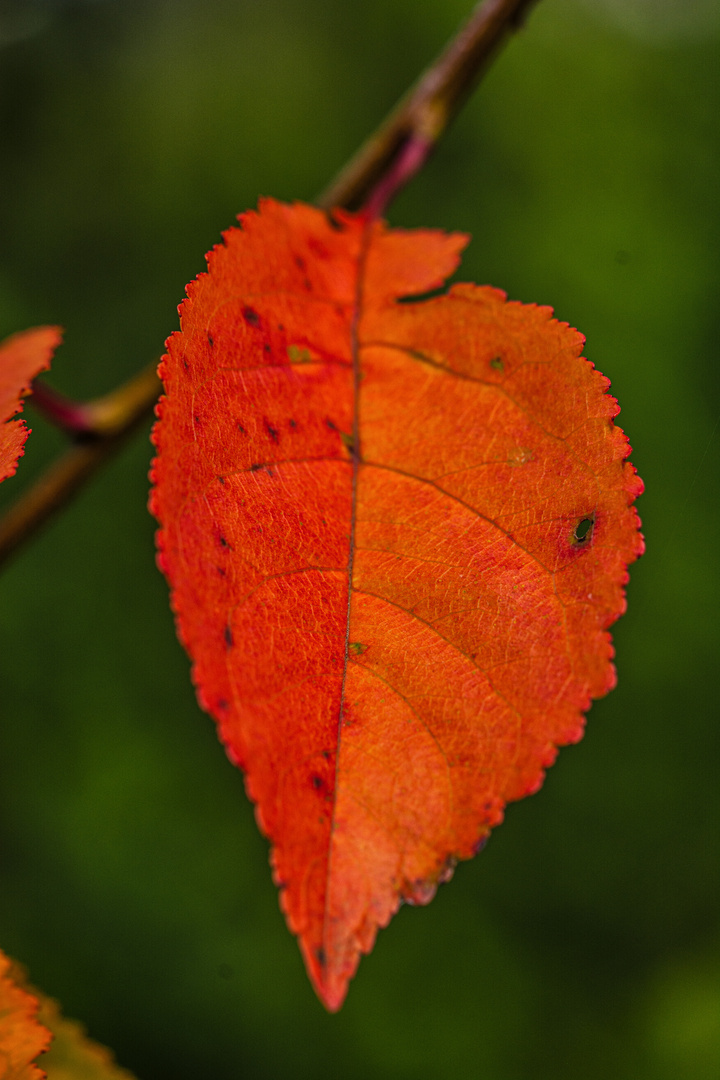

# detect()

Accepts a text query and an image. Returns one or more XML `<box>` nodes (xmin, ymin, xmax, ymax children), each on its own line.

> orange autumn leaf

<box><xmin>0</xmin><ymin>952</ymin><xmax>136</xmax><ymax>1080</ymax></box>
<box><xmin>150</xmin><ymin>198</ymin><xmax>643</xmax><ymax>1011</ymax></box>
<box><xmin>0</xmin><ymin>328</ymin><xmax>62</xmax><ymax>484</ymax></box>
<box><xmin>0</xmin><ymin>951</ymin><xmax>51</xmax><ymax>1080</ymax></box>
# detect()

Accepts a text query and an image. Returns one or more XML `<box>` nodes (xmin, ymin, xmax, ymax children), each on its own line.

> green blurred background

<box><xmin>0</xmin><ymin>0</ymin><xmax>718</xmax><ymax>1076</ymax></box>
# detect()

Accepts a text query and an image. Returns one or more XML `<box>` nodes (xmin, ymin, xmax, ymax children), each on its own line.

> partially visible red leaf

<box><xmin>151</xmin><ymin>199</ymin><xmax>643</xmax><ymax>1010</ymax></box>
<box><xmin>0</xmin><ymin>951</ymin><xmax>137</xmax><ymax>1080</ymax></box>
<box><xmin>0</xmin><ymin>950</ymin><xmax>51</xmax><ymax>1080</ymax></box>
<box><xmin>0</xmin><ymin>328</ymin><xmax>62</xmax><ymax>484</ymax></box>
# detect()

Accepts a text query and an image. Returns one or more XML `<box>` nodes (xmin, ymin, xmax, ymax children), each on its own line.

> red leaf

<box><xmin>0</xmin><ymin>950</ymin><xmax>52</xmax><ymax>1080</ymax></box>
<box><xmin>0</xmin><ymin>327</ymin><xmax>62</xmax><ymax>484</ymax></box>
<box><xmin>0</xmin><ymin>950</ymin><xmax>137</xmax><ymax>1080</ymax></box>
<box><xmin>150</xmin><ymin>199</ymin><xmax>643</xmax><ymax>1010</ymax></box>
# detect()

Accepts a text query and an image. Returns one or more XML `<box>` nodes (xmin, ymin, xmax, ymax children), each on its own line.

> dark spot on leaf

<box><xmin>219</xmin><ymin>535</ymin><xmax>230</xmax><ymax>548</ymax></box>
<box><xmin>316</xmin><ymin>947</ymin><xmax>326</xmax><ymax>967</ymax></box>
<box><xmin>217</xmin><ymin>698</ymin><xmax>228</xmax><ymax>711</ymax></box>
<box><xmin>265</xmin><ymin>419</ymin><xmax>280</xmax><ymax>442</ymax></box>
<box><xmin>349</xmin><ymin>642</ymin><xmax>367</xmax><ymax>655</ymax></box>
<box><xmin>490</xmin><ymin>356</ymin><xmax>504</xmax><ymax>371</ymax></box>
<box><xmin>224</xmin><ymin>625</ymin><xmax>234</xmax><ymax>648</ymax></box>
<box><xmin>289</xmin><ymin>419</ymin><xmax>297</xmax><ymax>429</ymax></box>
<box><xmin>325</xmin><ymin>418</ymin><xmax>338</xmax><ymax>431</ymax></box>
<box><xmin>322</xmin><ymin>750</ymin><xmax>331</xmax><ymax>760</ymax></box>
<box><xmin>236</xmin><ymin>422</ymin><xmax>246</xmax><ymax>434</ymax></box>
<box><xmin>250</xmin><ymin>463</ymin><xmax>264</xmax><ymax>472</ymax></box>
<box><xmin>264</xmin><ymin>342</ymin><xmax>271</xmax><ymax>353</ymax></box>
<box><xmin>216</xmin><ymin>566</ymin><xmax>226</xmax><ymax>577</ymax></box>
<box><xmin>326</xmin><ymin>210</ymin><xmax>345</xmax><ymax>232</ymax></box>
<box><xmin>294</xmin><ymin>254</ymin><xmax>307</xmax><ymax>272</ymax></box>
<box><xmin>311</xmin><ymin>775</ymin><xmax>323</xmax><ymax>790</ymax></box>
<box><xmin>207</xmin><ymin>333</ymin><xmax>214</xmax><ymax>348</ymax></box>
<box><xmin>572</xmin><ymin>513</ymin><xmax>595</xmax><ymax>545</ymax></box>
<box><xmin>243</xmin><ymin>306</ymin><xmax>260</xmax><ymax>326</ymax></box>
<box><xmin>218</xmin><ymin>475</ymin><xmax>225</xmax><ymax>484</ymax></box>
<box><xmin>341</xmin><ymin>431</ymin><xmax>355</xmax><ymax>456</ymax></box>
<box><xmin>277</xmin><ymin>323</ymin><xmax>285</xmax><ymax>332</ymax></box>
<box><xmin>194</xmin><ymin>414</ymin><xmax>202</xmax><ymax>425</ymax></box>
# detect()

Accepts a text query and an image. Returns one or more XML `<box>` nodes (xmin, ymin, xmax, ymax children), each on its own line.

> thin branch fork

<box><xmin>0</xmin><ymin>0</ymin><xmax>539</xmax><ymax>570</ymax></box>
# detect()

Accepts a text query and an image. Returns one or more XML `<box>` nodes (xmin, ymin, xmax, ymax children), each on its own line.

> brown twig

<box><xmin>317</xmin><ymin>0</ymin><xmax>538</xmax><ymax>212</ymax></box>
<box><xmin>0</xmin><ymin>362</ymin><xmax>161</xmax><ymax>568</ymax></box>
<box><xmin>0</xmin><ymin>0</ymin><xmax>539</xmax><ymax>569</ymax></box>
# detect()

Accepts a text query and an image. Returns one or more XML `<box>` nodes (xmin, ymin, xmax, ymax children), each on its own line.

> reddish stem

<box><xmin>29</xmin><ymin>380</ymin><xmax>99</xmax><ymax>438</ymax></box>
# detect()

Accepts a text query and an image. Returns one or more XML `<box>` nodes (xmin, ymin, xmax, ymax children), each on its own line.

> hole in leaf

<box><xmin>572</xmin><ymin>514</ymin><xmax>595</xmax><ymax>545</ymax></box>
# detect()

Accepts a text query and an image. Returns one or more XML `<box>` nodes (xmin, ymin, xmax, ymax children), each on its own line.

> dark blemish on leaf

<box><xmin>207</xmin><ymin>333</ymin><xmax>214</xmax><ymax>348</ymax></box>
<box><xmin>349</xmin><ymin>642</ymin><xmax>367</xmax><ymax>656</ymax></box>
<box><xmin>294</xmin><ymin>254</ymin><xmax>307</xmax><ymax>272</ymax></box>
<box><xmin>277</xmin><ymin>323</ymin><xmax>285</xmax><ymax>332</ymax></box>
<box><xmin>572</xmin><ymin>513</ymin><xmax>595</xmax><ymax>545</ymax></box>
<box><xmin>182</xmin><ymin>358</ymin><xmax>189</xmax><ymax>370</ymax></box>
<box><xmin>289</xmin><ymin>419</ymin><xmax>297</xmax><ymax>429</ymax></box>
<box><xmin>224</xmin><ymin>625</ymin><xmax>234</xmax><ymax>648</ymax></box>
<box><xmin>326</xmin><ymin>210</ymin><xmax>345</xmax><ymax>232</ymax></box>
<box><xmin>194</xmin><ymin>414</ymin><xmax>202</xmax><ymax>426</ymax></box>
<box><xmin>316</xmin><ymin>947</ymin><xmax>326</xmax><ymax>967</ymax></box>
<box><xmin>322</xmin><ymin>750</ymin><xmax>331</xmax><ymax>760</ymax></box>
<box><xmin>219</xmin><ymin>535</ymin><xmax>230</xmax><ymax>548</ymax></box>
<box><xmin>311</xmin><ymin>774</ymin><xmax>323</xmax><ymax>790</ymax></box>
<box><xmin>218</xmin><ymin>475</ymin><xmax>225</xmax><ymax>485</ymax></box>
<box><xmin>265</xmin><ymin>419</ymin><xmax>280</xmax><ymax>443</ymax></box>
<box><xmin>236</xmin><ymin>422</ymin><xmax>246</xmax><ymax>434</ymax></box>
<box><xmin>264</xmin><ymin>342</ymin><xmax>271</xmax><ymax>353</ymax></box>
<box><xmin>217</xmin><ymin>698</ymin><xmax>228</xmax><ymax>711</ymax></box>
<box><xmin>243</xmin><ymin>306</ymin><xmax>260</xmax><ymax>326</ymax></box>
<box><xmin>216</xmin><ymin>566</ymin><xmax>226</xmax><ymax>577</ymax></box>
<box><xmin>340</xmin><ymin>432</ymin><xmax>355</xmax><ymax>456</ymax></box>
<box><xmin>250</xmin><ymin>463</ymin><xmax>264</xmax><ymax>472</ymax></box>
<box><xmin>490</xmin><ymin>356</ymin><xmax>504</xmax><ymax>371</ymax></box>
<box><xmin>325</xmin><ymin>418</ymin><xmax>338</xmax><ymax>431</ymax></box>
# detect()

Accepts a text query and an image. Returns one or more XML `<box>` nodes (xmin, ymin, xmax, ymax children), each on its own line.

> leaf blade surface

<box><xmin>151</xmin><ymin>199</ymin><xmax>643</xmax><ymax>1010</ymax></box>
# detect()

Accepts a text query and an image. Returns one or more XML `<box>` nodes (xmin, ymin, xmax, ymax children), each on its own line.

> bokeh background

<box><xmin>0</xmin><ymin>0</ymin><xmax>718</xmax><ymax>1077</ymax></box>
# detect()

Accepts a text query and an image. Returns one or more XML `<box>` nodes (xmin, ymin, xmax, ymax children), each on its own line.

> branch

<box><xmin>0</xmin><ymin>362</ymin><xmax>160</xmax><ymax>569</ymax></box>
<box><xmin>0</xmin><ymin>0</ymin><xmax>539</xmax><ymax>568</ymax></box>
<box><xmin>317</xmin><ymin>0</ymin><xmax>538</xmax><ymax>212</ymax></box>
